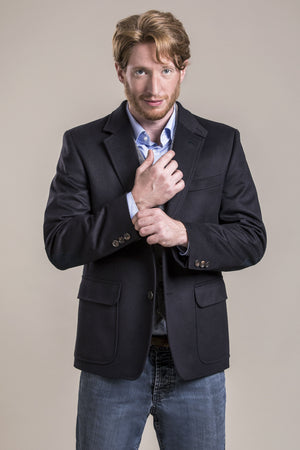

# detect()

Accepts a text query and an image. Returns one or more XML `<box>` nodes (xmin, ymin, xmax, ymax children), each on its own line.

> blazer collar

<box><xmin>103</xmin><ymin>100</ymin><xmax>207</xmax><ymax>137</ymax></box>
<box><xmin>103</xmin><ymin>101</ymin><xmax>208</xmax><ymax>217</ymax></box>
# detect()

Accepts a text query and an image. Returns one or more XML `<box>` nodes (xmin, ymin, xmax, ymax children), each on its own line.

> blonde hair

<box><xmin>113</xmin><ymin>10</ymin><xmax>190</xmax><ymax>70</ymax></box>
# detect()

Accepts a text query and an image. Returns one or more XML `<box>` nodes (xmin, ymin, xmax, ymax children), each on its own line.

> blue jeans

<box><xmin>76</xmin><ymin>346</ymin><xmax>226</xmax><ymax>449</ymax></box>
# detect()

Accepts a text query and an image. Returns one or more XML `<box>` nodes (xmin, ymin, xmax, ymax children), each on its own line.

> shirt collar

<box><xmin>126</xmin><ymin>102</ymin><xmax>177</xmax><ymax>147</ymax></box>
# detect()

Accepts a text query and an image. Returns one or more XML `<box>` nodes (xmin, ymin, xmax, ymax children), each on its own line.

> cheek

<box><xmin>128</xmin><ymin>80</ymin><xmax>146</xmax><ymax>95</ymax></box>
<box><xmin>165</xmin><ymin>78</ymin><xmax>181</xmax><ymax>95</ymax></box>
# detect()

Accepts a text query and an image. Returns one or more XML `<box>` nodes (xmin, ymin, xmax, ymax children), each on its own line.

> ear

<box><xmin>115</xmin><ymin>63</ymin><xmax>125</xmax><ymax>84</ymax></box>
<box><xmin>179</xmin><ymin>60</ymin><xmax>189</xmax><ymax>83</ymax></box>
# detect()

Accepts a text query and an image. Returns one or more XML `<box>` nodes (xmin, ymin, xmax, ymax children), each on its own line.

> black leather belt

<box><xmin>151</xmin><ymin>335</ymin><xmax>169</xmax><ymax>347</ymax></box>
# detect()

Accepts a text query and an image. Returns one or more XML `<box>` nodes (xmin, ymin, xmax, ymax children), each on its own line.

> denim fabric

<box><xmin>76</xmin><ymin>346</ymin><xmax>226</xmax><ymax>449</ymax></box>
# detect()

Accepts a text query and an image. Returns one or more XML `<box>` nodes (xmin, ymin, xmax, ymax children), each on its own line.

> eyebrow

<box><xmin>131</xmin><ymin>63</ymin><xmax>175</xmax><ymax>71</ymax></box>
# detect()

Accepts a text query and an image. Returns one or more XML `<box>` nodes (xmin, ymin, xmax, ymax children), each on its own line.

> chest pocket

<box><xmin>189</xmin><ymin>173</ymin><xmax>224</xmax><ymax>191</ymax></box>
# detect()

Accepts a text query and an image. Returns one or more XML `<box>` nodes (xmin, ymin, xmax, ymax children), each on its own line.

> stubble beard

<box><xmin>124</xmin><ymin>80</ymin><xmax>181</xmax><ymax>122</ymax></box>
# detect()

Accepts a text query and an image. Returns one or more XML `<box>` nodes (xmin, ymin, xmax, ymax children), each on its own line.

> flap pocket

<box><xmin>78</xmin><ymin>277</ymin><xmax>121</xmax><ymax>306</ymax></box>
<box><xmin>195</xmin><ymin>279</ymin><xmax>227</xmax><ymax>308</ymax></box>
<box><xmin>189</xmin><ymin>173</ymin><xmax>224</xmax><ymax>191</ymax></box>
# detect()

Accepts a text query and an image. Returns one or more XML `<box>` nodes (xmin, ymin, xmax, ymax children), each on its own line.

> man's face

<box><xmin>116</xmin><ymin>42</ymin><xmax>186</xmax><ymax>123</ymax></box>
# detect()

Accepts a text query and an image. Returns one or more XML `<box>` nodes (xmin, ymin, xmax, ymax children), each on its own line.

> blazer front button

<box><xmin>147</xmin><ymin>290</ymin><xmax>154</xmax><ymax>300</ymax></box>
<box><xmin>112</xmin><ymin>240</ymin><xmax>119</xmax><ymax>247</ymax></box>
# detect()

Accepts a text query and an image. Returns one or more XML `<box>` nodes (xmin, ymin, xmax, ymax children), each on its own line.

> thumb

<box><xmin>140</xmin><ymin>149</ymin><xmax>154</xmax><ymax>170</ymax></box>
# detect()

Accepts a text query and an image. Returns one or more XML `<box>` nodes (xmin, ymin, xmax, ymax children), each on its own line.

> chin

<box><xmin>136</xmin><ymin>103</ymin><xmax>173</xmax><ymax>121</ymax></box>
<box><xmin>142</xmin><ymin>110</ymin><xmax>169</xmax><ymax>121</ymax></box>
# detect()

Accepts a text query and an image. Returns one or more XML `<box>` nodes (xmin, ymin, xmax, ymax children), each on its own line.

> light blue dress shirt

<box><xmin>126</xmin><ymin>103</ymin><xmax>176</xmax><ymax>217</ymax></box>
<box><xmin>125</xmin><ymin>103</ymin><xmax>189</xmax><ymax>258</ymax></box>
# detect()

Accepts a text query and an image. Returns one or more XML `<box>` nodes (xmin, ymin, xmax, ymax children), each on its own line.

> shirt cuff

<box><xmin>177</xmin><ymin>243</ymin><xmax>190</xmax><ymax>256</ymax></box>
<box><xmin>126</xmin><ymin>192</ymin><xmax>139</xmax><ymax>219</ymax></box>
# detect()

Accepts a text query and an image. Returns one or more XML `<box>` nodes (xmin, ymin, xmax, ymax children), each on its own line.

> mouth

<box><xmin>143</xmin><ymin>98</ymin><xmax>165</xmax><ymax>107</ymax></box>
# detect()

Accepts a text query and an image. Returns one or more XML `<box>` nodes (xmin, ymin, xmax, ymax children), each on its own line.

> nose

<box><xmin>147</xmin><ymin>73</ymin><xmax>160</xmax><ymax>97</ymax></box>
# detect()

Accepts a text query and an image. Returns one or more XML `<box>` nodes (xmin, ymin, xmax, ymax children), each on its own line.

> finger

<box><xmin>164</xmin><ymin>159</ymin><xmax>178</xmax><ymax>175</ymax></box>
<box><xmin>135</xmin><ymin>208</ymin><xmax>163</xmax><ymax>220</ymax></box>
<box><xmin>174</xmin><ymin>179</ymin><xmax>185</xmax><ymax>192</ymax></box>
<box><xmin>154</xmin><ymin>150</ymin><xmax>175</xmax><ymax>169</ymax></box>
<box><xmin>146</xmin><ymin>234</ymin><xmax>159</xmax><ymax>245</ymax></box>
<box><xmin>134</xmin><ymin>217</ymin><xmax>155</xmax><ymax>232</ymax></box>
<box><xmin>146</xmin><ymin>234</ymin><xmax>168</xmax><ymax>246</ymax></box>
<box><xmin>135</xmin><ymin>209</ymin><xmax>164</xmax><ymax>231</ymax></box>
<box><xmin>135</xmin><ymin>216</ymin><xmax>154</xmax><ymax>228</ymax></box>
<box><xmin>138</xmin><ymin>225</ymin><xmax>156</xmax><ymax>237</ymax></box>
<box><xmin>171</xmin><ymin>170</ymin><xmax>184</xmax><ymax>184</ymax></box>
<box><xmin>139</xmin><ymin>149</ymin><xmax>154</xmax><ymax>171</ymax></box>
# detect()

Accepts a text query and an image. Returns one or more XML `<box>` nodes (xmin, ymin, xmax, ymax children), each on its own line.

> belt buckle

<box><xmin>151</xmin><ymin>335</ymin><xmax>169</xmax><ymax>348</ymax></box>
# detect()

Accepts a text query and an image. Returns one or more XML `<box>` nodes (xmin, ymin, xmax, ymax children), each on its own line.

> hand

<box><xmin>131</xmin><ymin>149</ymin><xmax>185</xmax><ymax>210</ymax></box>
<box><xmin>132</xmin><ymin>208</ymin><xmax>188</xmax><ymax>247</ymax></box>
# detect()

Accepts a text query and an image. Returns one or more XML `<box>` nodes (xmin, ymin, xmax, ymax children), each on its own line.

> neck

<box><xmin>129</xmin><ymin>106</ymin><xmax>174</xmax><ymax>145</ymax></box>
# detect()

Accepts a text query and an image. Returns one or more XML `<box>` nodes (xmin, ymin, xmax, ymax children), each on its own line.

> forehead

<box><xmin>127</xmin><ymin>42</ymin><xmax>174</xmax><ymax>68</ymax></box>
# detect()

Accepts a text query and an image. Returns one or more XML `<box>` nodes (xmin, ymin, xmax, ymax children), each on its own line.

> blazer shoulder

<box><xmin>195</xmin><ymin>115</ymin><xmax>238</xmax><ymax>139</ymax></box>
<box><xmin>177</xmin><ymin>103</ymin><xmax>238</xmax><ymax>141</ymax></box>
<box><xmin>64</xmin><ymin>115</ymin><xmax>110</xmax><ymax>142</ymax></box>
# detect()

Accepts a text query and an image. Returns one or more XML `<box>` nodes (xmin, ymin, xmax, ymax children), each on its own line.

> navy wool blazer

<box><xmin>44</xmin><ymin>101</ymin><xmax>266</xmax><ymax>380</ymax></box>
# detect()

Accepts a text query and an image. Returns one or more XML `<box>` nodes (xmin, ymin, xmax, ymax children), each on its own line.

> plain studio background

<box><xmin>1</xmin><ymin>0</ymin><xmax>299</xmax><ymax>449</ymax></box>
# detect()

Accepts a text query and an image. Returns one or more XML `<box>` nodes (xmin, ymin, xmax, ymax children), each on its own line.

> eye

<box><xmin>135</xmin><ymin>69</ymin><xmax>146</xmax><ymax>76</ymax></box>
<box><xmin>162</xmin><ymin>68</ymin><xmax>173</xmax><ymax>75</ymax></box>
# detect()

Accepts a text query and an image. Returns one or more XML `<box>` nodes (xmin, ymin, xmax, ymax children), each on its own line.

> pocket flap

<box><xmin>189</xmin><ymin>173</ymin><xmax>224</xmax><ymax>191</ymax></box>
<box><xmin>78</xmin><ymin>277</ymin><xmax>121</xmax><ymax>306</ymax></box>
<box><xmin>195</xmin><ymin>279</ymin><xmax>227</xmax><ymax>308</ymax></box>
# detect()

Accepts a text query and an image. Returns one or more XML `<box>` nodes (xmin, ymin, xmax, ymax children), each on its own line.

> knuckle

<box><xmin>147</xmin><ymin>236</ymin><xmax>154</xmax><ymax>245</ymax></box>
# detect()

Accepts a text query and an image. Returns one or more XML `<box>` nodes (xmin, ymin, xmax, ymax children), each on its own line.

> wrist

<box><xmin>131</xmin><ymin>187</ymin><xmax>150</xmax><ymax>211</ymax></box>
<box><xmin>176</xmin><ymin>221</ymin><xmax>188</xmax><ymax>247</ymax></box>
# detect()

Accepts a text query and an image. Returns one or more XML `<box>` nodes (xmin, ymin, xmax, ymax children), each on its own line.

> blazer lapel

<box><xmin>102</xmin><ymin>101</ymin><xmax>208</xmax><ymax>216</ymax></box>
<box><xmin>165</xmin><ymin>103</ymin><xmax>208</xmax><ymax>218</ymax></box>
<box><xmin>103</xmin><ymin>102</ymin><xmax>140</xmax><ymax>192</ymax></box>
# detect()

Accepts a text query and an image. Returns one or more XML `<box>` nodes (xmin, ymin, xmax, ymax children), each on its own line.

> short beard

<box><xmin>124</xmin><ymin>81</ymin><xmax>181</xmax><ymax>121</ymax></box>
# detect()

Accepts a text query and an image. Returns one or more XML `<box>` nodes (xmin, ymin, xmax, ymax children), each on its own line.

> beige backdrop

<box><xmin>1</xmin><ymin>0</ymin><xmax>299</xmax><ymax>449</ymax></box>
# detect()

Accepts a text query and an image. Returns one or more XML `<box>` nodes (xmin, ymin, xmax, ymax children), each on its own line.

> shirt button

<box><xmin>147</xmin><ymin>290</ymin><xmax>154</xmax><ymax>301</ymax></box>
<box><xmin>112</xmin><ymin>240</ymin><xmax>119</xmax><ymax>248</ymax></box>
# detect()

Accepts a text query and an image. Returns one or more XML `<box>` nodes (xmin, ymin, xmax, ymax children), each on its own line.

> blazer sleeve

<box><xmin>43</xmin><ymin>131</ymin><xmax>140</xmax><ymax>270</ymax></box>
<box><xmin>172</xmin><ymin>130</ymin><xmax>267</xmax><ymax>272</ymax></box>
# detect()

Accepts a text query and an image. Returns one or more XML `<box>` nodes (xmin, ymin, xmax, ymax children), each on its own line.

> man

<box><xmin>44</xmin><ymin>10</ymin><xmax>266</xmax><ymax>449</ymax></box>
